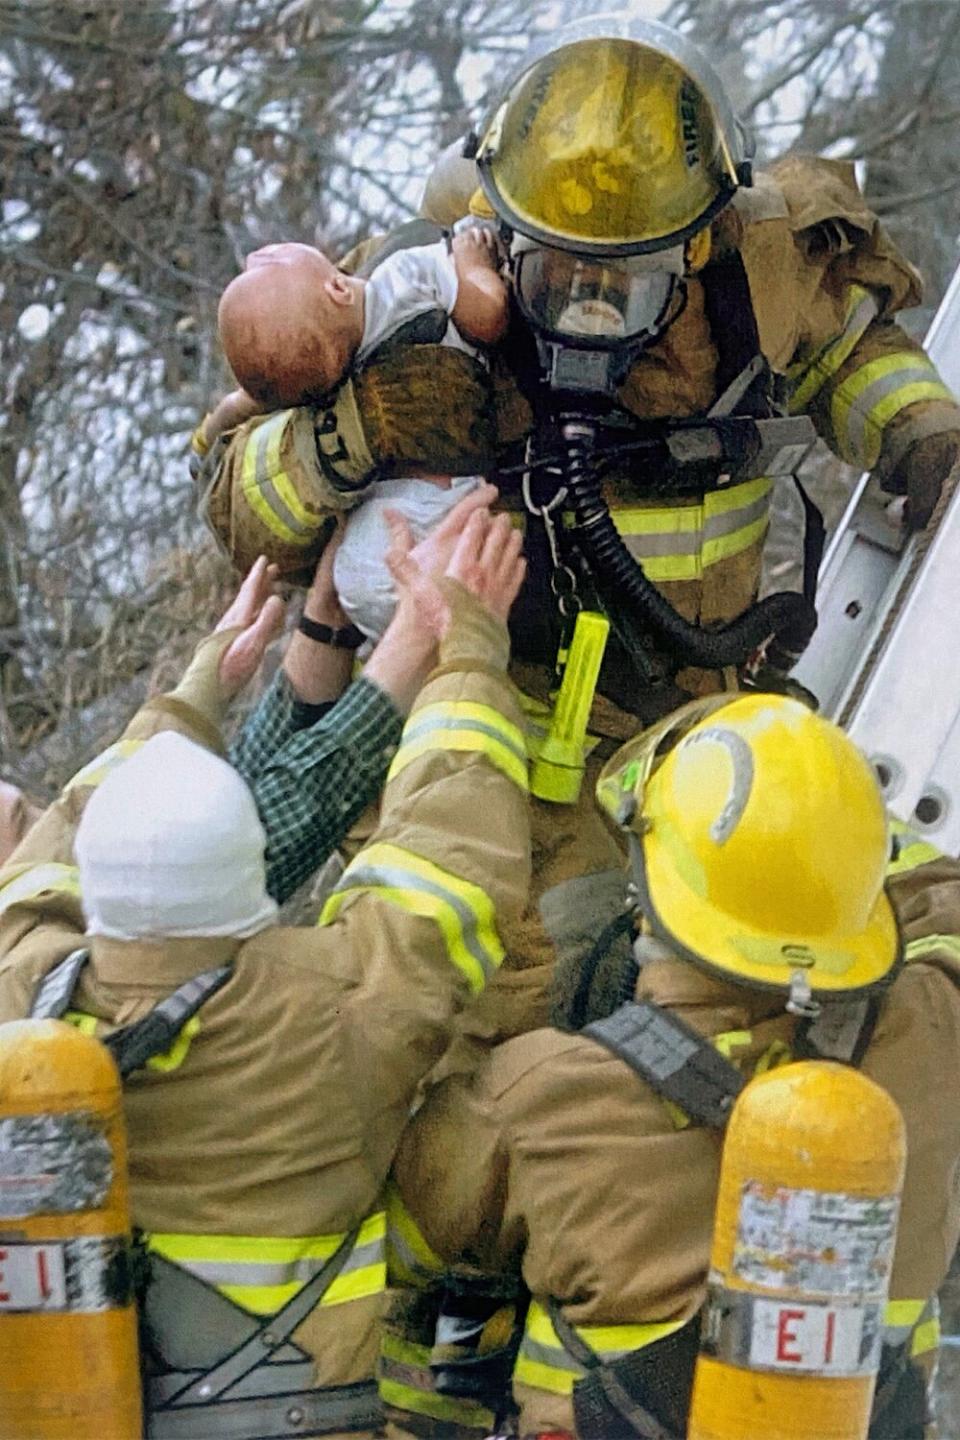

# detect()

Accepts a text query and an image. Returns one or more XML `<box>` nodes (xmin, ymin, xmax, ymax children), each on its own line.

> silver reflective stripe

<box><xmin>399</xmin><ymin>714</ymin><xmax>527</xmax><ymax>764</ymax></box>
<box><xmin>518</xmin><ymin>1334</ymin><xmax>633</xmax><ymax>1373</ymax></box>
<box><xmin>788</xmin><ymin>288</ymin><xmax>879</xmax><ymax>411</ymax></box>
<box><xmin>252</xmin><ymin>425</ymin><xmax>314</xmax><ymax>540</ymax></box>
<box><xmin>385</xmin><ymin>1225</ymin><xmax>434</xmax><ymax>1285</ymax></box>
<box><xmin>183</xmin><ymin>1232</ymin><xmax>383</xmax><ymax>1290</ymax></box>
<box><xmin>339</xmin><ymin>862</ymin><xmax>498</xmax><ymax>985</ymax></box>
<box><xmin>618</xmin><ymin>488</ymin><xmax>770</xmax><ymax>558</ymax></box>
<box><xmin>843</xmin><ymin>364</ymin><xmax>940</xmax><ymax>467</ymax></box>
<box><xmin>704</xmin><ymin>489</ymin><xmax>771</xmax><ymax>541</ymax></box>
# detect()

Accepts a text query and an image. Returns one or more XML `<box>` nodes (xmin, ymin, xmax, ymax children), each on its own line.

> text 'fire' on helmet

<box><xmin>475</xmin><ymin>14</ymin><xmax>749</xmax><ymax>258</ymax></box>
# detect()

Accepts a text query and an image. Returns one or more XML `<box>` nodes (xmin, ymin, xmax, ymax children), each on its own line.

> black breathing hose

<box><xmin>561</xmin><ymin>421</ymin><xmax>817</xmax><ymax>672</ymax></box>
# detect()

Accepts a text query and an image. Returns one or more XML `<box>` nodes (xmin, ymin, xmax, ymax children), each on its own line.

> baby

<box><xmin>204</xmin><ymin>228</ymin><xmax>507</xmax><ymax>433</ymax></box>
<box><xmin>203</xmin><ymin>228</ymin><xmax>509</xmax><ymax>637</ymax></box>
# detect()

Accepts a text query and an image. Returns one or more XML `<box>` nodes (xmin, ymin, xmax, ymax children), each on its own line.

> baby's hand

<box><xmin>452</xmin><ymin>226</ymin><xmax>501</xmax><ymax>271</ymax></box>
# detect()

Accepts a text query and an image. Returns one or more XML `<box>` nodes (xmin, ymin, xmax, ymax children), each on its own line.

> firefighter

<box><xmin>0</xmin><ymin>505</ymin><xmax>530</xmax><ymax>1439</ymax></box>
<box><xmin>386</xmin><ymin>693</ymin><xmax>960</xmax><ymax>1440</ymax></box>
<box><xmin>192</xmin><ymin>14</ymin><xmax>960</xmax><ymax>1071</ymax></box>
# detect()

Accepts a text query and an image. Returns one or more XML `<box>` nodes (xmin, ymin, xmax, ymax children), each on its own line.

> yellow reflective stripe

<box><xmin>385</xmin><ymin>1181</ymin><xmax>445</xmax><ymax>1287</ymax></box>
<box><xmin>319</xmin><ymin>841</ymin><xmax>503</xmax><ymax>994</ymax></box>
<box><xmin>700</xmin><ymin>511</ymin><xmax>769</xmax><ymax>569</ymax></box>
<box><xmin>831</xmin><ymin>353</ymin><xmax>953</xmax><ymax>468</ymax></box>
<box><xmin>241</xmin><ymin>411</ymin><xmax>316</xmax><ymax>546</ymax></box>
<box><xmin>788</xmin><ymin>285</ymin><xmax>878</xmax><ymax>413</ymax></box>
<box><xmin>388</xmin><ymin>701</ymin><xmax>528</xmax><ymax>792</ymax></box>
<box><xmin>379</xmin><ymin>1333</ymin><xmax>494</xmax><ymax>1428</ymax></box>
<box><xmin>885</xmin><ymin>1299</ymin><xmax>925</xmax><ymax>1329</ymax></box>
<box><xmin>148</xmin><ymin>1212</ymin><xmax>386</xmax><ymax>1316</ymax></box>
<box><xmin>515</xmin><ymin>1300</ymin><xmax>684</xmax><ymax>1396</ymax></box>
<box><xmin>705</xmin><ymin>475</ymin><xmax>772</xmax><ymax>518</ymax></box>
<box><xmin>912</xmin><ymin>1316</ymin><xmax>940</xmax><ymax>1357</ymax></box>
<box><xmin>62</xmin><ymin>1009</ymin><xmax>98</xmax><ymax>1037</ymax></box>
<box><xmin>887</xmin><ymin>819</ymin><xmax>943</xmax><ymax>877</ymax></box>
<box><xmin>606</xmin><ymin>477</ymin><xmax>772</xmax><ymax>581</ymax></box>
<box><xmin>905</xmin><ymin>933</ymin><xmax>960</xmax><ymax>965</ymax></box>
<box><xmin>884</xmin><ymin>1298</ymin><xmax>940</xmax><ymax>1356</ymax></box>
<box><xmin>753</xmin><ymin>1038</ymin><xmax>793</xmax><ymax>1075</ymax></box>
<box><xmin>713</xmin><ymin>1029</ymin><xmax>752</xmax><ymax>1060</ymax></box>
<box><xmin>66</xmin><ymin>738</ymin><xmax>145</xmax><ymax>791</ymax></box>
<box><xmin>144</xmin><ymin>1015</ymin><xmax>200</xmax><ymax>1072</ymax></box>
<box><xmin>61</xmin><ymin>1010</ymin><xmax>200</xmax><ymax>1071</ymax></box>
<box><xmin>0</xmin><ymin>862</ymin><xmax>80</xmax><ymax>914</ymax></box>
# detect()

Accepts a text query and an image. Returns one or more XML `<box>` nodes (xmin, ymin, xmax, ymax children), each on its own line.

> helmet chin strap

<box><xmin>785</xmin><ymin>968</ymin><xmax>822</xmax><ymax>1019</ymax></box>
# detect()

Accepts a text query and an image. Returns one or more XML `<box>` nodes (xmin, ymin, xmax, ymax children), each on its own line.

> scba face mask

<box><xmin>511</xmin><ymin>236</ymin><xmax>686</xmax><ymax>351</ymax></box>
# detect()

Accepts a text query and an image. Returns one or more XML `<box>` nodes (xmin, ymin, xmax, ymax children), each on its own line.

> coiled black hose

<box><xmin>562</xmin><ymin>421</ymin><xmax>817</xmax><ymax>672</ymax></box>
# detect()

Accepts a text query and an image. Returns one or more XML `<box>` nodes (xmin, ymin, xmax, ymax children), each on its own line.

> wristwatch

<box><xmin>297</xmin><ymin>614</ymin><xmax>366</xmax><ymax>650</ymax></box>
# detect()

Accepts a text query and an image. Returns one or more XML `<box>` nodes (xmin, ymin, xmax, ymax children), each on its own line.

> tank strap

<box><xmin>546</xmin><ymin>1299</ymin><xmax>683</xmax><ymax>1440</ymax></box>
<box><xmin>29</xmin><ymin>950</ymin><xmax>233</xmax><ymax>1078</ymax></box>
<box><xmin>29</xmin><ymin>946</ymin><xmax>90</xmax><ymax>1019</ymax></box>
<box><xmin>795</xmin><ymin>995</ymin><xmax>879</xmax><ymax>1066</ymax></box>
<box><xmin>165</xmin><ymin>1225</ymin><xmax>359</xmax><ymax>1403</ymax></box>
<box><xmin>582</xmin><ymin>1000</ymin><xmax>744</xmax><ymax>1129</ymax></box>
<box><xmin>103</xmin><ymin>967</ymin><xmax>233</xmax><ymax>1078</ymax></box>
<box><xmin>146</xmin><ymin>1379</ymin><xmax>383</xmax><ymax>1439</ymax></box>
<box><xmin>700</xmin><ymin>250</ymin><xmax>774</xmax><ymax>414</ymax></box>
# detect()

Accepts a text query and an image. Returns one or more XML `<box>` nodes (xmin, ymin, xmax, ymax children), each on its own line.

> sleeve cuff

<box><xmin>321</xmin><ymin>676</ymin><xmax>403</xmax><ymax>764</ymax></box>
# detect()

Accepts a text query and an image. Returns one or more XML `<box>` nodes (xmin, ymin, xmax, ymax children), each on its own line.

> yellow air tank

<box><xmin>689</xmin><ymin>1061</ymin><xmax>905</xmax><ymax>1440</ymax></box>
<box><xmin>0</xmin><ymin>1019</ymin><xmax>142</xmax><ymax>1439</ymax></box>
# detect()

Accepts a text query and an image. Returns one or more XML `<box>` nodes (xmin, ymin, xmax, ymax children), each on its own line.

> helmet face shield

<box><xmin>477</xmin><ymin>22</ymin><xmax>744</xmax><ymax>256</ymax></box>
<box><xmin>513</xmin><ymin>243</ymin><xmax>683</xmax><ymax>348</ymax></box>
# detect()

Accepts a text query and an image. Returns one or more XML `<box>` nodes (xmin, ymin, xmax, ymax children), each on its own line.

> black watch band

<box><xmin>297</xmin><ymin>614</ymin><xmax>366</xmax><ymax>650</ymax></box>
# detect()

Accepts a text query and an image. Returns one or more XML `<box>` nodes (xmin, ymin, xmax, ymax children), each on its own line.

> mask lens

<box><xmin>515</xmin><ymin>248</ymin><xmax>679</xmax><ymax>345</ymax></box>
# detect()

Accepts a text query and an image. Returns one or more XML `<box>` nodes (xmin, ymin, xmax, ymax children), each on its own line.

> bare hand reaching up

<box><xmin>385</xmin><ymin>504</ymin><xmax>525</xmax><ymax>637</ymax></box>
<box><xmin>364</xmin><ymin>485</ymin><xmax>525</xmax><ymax>713</ymax></box>
<box><xmin>216</xmin><ymin>556</ymin><xmax>286</xmax><ymax>697</ymax></box>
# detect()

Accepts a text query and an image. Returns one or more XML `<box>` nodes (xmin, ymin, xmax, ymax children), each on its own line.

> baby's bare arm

<box><xmin>202</xmin><ymin>388</ymin><xmax>265</xmax><ymax>447</ymax></box>
<box><xmin>450</xmin><ymin>229</ymin><xmax>509</xmax><ymax>346</ymax></box>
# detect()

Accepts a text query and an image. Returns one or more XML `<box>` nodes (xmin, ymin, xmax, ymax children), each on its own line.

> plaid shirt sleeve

<box><xmin>230</xmin><ymin>670</ymin><xmax>403</xmax><ymax>904</ymax></box>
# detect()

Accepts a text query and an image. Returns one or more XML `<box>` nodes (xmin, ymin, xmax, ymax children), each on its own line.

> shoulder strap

<box><xmin>30</xmin><ymin>947</ymin><xmax>91</xmax><ymax>1019</ymax></box>
<box><xmin>166</xmin><ymin>1223</ymin><xmax>361</xmax><ymax>1407</ymax></box>
<box><xmin>104</xmin><ymin>966</ymin><xmax>233</xmax><ymax>1078</ymax></box>
<box><xmin>582</xmin><ymin>1000</ymin><xmax>744</xmax><ymax>1129</ymax></box>
<box><xmin>363</xmin><ymin>307</ymin><xmax>450</xmax><ymax>361</ymax></box>
<box><xmin>795</xmin><ymin>995</ymin><xmax>879</xmax><ymax>1066</ymax></box>
<box><xmin>30</xmin><ymin>948</ymin><xmax>232</xmax><ymax>1080</ymax></box>
<box><xmin>700</xmin><ymin>251</ymin><xmax>775</xmax><ymax>417</ymax></box>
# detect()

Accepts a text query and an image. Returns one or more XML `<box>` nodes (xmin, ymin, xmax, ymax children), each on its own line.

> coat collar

<box><xmin>88</xmin><ymin>933</ymin><xmax>243</xmax><ymax>992</ymax></box>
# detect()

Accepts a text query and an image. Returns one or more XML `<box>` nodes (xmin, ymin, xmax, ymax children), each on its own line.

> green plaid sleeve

<box><xmin>231</xmin><ymin>672</ymin><xmax>402</xmax><ymax>903</ymax></box>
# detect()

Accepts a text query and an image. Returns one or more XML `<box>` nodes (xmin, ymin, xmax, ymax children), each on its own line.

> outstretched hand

<box><xmin>216</xmin><ymin>556</ymin><xmax>286</xmax><ymax>697</ymax></box>
<box><xmin>384</xmin><ymin>489</ymin><xmax>525</xmax><ymax>639</ymax></box>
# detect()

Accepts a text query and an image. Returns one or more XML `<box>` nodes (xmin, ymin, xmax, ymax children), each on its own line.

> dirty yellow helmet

<box><xmin>597</xmin><ymin>693</ymin><xmax>900</xmax><ymax>1000</ymax></box>
<box><xmin>476</xmin><ymin>16</ymin><xmax>747</xmax><ymax>257</ymax></box>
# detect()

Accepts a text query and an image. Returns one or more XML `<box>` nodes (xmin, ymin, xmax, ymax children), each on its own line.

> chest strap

<box><xmin>30</xmin><ymin>948</ymin><xmax>232</xmax><ymax>1078</ymax></box>
<box><xmin>582</xmin><ymin>1000</ymin><xmax>744</xmax><ymax>1129</ymax></box>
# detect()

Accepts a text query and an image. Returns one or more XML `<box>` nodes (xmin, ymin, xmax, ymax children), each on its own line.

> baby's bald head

<box><xmin>218</xmin><ymin>243</ymin><xmax>364</xmax><ymax>407</ymax></box>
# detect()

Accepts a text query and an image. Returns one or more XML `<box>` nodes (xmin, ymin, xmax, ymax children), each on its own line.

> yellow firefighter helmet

<box><xmin>597</xmin><ymin>693</ymin><xmax>899</xmax><ymax>999</ymax></box>
<box><xmin>475</xmin><ymin>15</ymin><xmax>747</xmax><ymax>256</ymax></box>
